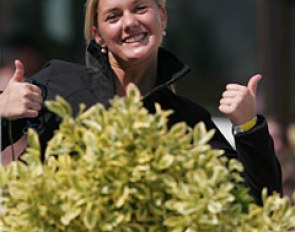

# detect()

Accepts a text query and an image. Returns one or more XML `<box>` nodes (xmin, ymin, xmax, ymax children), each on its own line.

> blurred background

<box><xmin>0</xmin><ymin>0</ymin><xmax>295</xmax><ymax>195</ymax></box>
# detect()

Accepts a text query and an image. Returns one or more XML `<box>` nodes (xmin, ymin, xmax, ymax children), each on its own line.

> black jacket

<box><xmin>1</xmin><ymin>41</ymin><xmax>282</xmax><ymax>204</ymax></box>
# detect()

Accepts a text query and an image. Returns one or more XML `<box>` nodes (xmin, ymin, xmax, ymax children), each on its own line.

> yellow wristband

<box><xmin>240</xmin><ymin>116</ymin><xmax>257</xmax><ymax>132</ymax></box>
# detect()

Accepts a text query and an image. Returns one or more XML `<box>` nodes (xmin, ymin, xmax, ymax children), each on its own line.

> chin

<box><xmin>126</xmin><ymin>47</ymin><xmax>157</xmax><ymax>61</ymax></box>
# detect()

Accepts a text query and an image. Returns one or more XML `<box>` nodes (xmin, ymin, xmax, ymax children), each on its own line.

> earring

<box><xmin>162</xmin><ymin>31</ymin><xmax>166</xmax><ymax>37</ymax></box>
<box><xmin>101</xmin><ymin>47</ymin><xmax>107</xmax><ymax>54</ymax></box>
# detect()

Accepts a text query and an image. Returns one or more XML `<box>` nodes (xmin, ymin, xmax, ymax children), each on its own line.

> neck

<box><xmin>109</xmin><ymin>54</ymin><xmax>158</xmax><ymax>97</ymax></box>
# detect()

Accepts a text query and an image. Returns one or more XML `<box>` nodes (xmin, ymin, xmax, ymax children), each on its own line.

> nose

<box><xmin>122</xmin><ymin>12</ymin><xmax>139</xmax><ymax>32</ymax></box>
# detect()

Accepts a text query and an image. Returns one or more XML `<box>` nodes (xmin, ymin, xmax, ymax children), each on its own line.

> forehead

<box><xmin>98</xmin><ymin>0</ymin><xmax>150</xmax><ymax>10</ymax></box>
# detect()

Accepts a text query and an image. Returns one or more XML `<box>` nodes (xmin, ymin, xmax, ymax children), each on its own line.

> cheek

<box><xmin>148</xmin><ymin>14</ymin><xmax>164</xmax><ymax>32</ymax></box>
<box><xmin>102</xmin><ymin>24</ymin><xmax>121</xmax><ymax>40</ymax></box>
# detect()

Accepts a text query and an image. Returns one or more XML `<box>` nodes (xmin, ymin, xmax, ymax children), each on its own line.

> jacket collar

<box><xmin>144</xmin><ymin>47</ymin><xmax>190</xmax><ymax>98</ymax></box>
<box><xmin>86</xmin><ymin>40</ymin><xmax>191</xmax><ymax>95</ymax></box>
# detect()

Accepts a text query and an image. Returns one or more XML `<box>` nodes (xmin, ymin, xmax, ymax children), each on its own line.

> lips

<box><xmin>122</xmin><ymin>33</ymin><xmax>147</xmax><ymax>44</ymax></box>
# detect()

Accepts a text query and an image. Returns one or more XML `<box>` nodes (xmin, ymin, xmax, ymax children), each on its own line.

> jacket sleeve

<box><xmin>1</xmin><ymin>118</ymin><xmax>26</xmax><ymax>151</ymax></box>
<box><xmin>207</xmin><ymin>114</ymin><xmax>282</xmax><ymax>204</ymax></box>
<box><xmin>234</xmin><ymin>115</ymin><xmax>282</xmax><ymax>204</ymax></box>
<box><xmin>144</xmin><ymin>90</ymin><xmax>282</xmax><ymax>205</ymax></box>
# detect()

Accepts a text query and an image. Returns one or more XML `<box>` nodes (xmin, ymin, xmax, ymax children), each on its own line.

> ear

<box><xmin>160</xmin><ymin>6</ymin><xmax>167</xmax><ymax>31</ymax></box>
<box><xmin>92</xmin><ymin>26</ymin><xmax>106</xmax><ymax>47</ymax></box>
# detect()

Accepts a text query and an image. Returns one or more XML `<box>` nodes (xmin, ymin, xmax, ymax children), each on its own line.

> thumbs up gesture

<box><xmin>0</xmin><ymin>60</ymin><xmax>43</xmax><ymax>120</ymax></box>
<box><xmin>219</xmin><ymin>74</ymin><xmax>262</xmax><ymax>125</ymax></box>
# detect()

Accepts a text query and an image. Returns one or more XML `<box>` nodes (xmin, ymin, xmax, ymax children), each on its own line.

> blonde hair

<box><xmin>84</xmin><ymin>0</ymin><xmax>166</xmax><ymax>46</ymax></box>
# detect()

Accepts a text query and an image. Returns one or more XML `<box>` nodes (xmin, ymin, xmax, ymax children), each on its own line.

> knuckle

<box><xmin>18</xmin><ymin>107</ymin><xmax>27</xmax><ymax>116</ymax></box>
<box><xmin>241</xmin><ymin>88</ymin><xmax>249</xmax><ymax>95</ymax></box>
<box><xmin>225</xmin><ymin>84</ymin><xmax>231</xmax><ymax>89</ymax></box>
<box><xmin>22</xmin><ymin>98</ymin><xmax>31</xmax><ymax>108</ymax></box>
<box><xmin>35</xmin><ymin>103</ymin><xmax>42</xmax><ymax>111</ymax></box>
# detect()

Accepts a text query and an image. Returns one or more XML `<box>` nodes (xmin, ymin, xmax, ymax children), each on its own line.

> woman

<box><xmin>0</xmin><ymin>0</ymin><xmax>281</xmax><ymax>204</ymax></box>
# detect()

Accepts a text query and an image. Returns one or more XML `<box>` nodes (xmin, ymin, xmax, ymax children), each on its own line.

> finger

<box><xmin>31</xmin><ymin>92</ymin><xmax>43</xmax><ymax>104</ymax></box>
<box><xmin>27</xmin><ymin>101</ymin><xmax>42</xmax><ymax>111</ymax></box>
<box><xmin>218</xmin><ymin>104</ymin><xmax>233</xmax><ymax>115</ymax></box>
<box><xmin>22</xmin><ymin>109</ymin><xmax>39</xmax><ymax>119</ymax></box>
<box><xmin>10</xmin><ymin>108</ymin><xmax>39</xmax><ymax>120</ymax></box>
<box><xmin>11</xmin><ymin>60</ymin><xmax>25</xmax><ymax>82</ymax></box>
<box><xmin>247</xmin><ymin>74</ymin><xmax>262</xmax><ymax>96</ymax></box>
<box><xmin>220</xmin><ymin>98</ymin><xmax>232</xmax><ymax>105</ymax></box>
<box><xmin>225</xmin><ymin>84</ymin><xmax>245</xmax><ymax>91</ymax></box>
<box><xmin>222</xmin><ymin>90</ymin><xmax>242</xmax><ymax>98</ymax></box>
<box><xmin>29</xmin><ymin>84</ymin><xmax>43</xmax><ymax>95</ymax></box>
<box><xmin>220</xmin><ymin>96</ymin><xmax>242</xmax><ymax>105</ymax></box>
<box><xmin>21</xmin><ymin>100</ymin><xmax>42</xmax><ymax>116</ymax></box>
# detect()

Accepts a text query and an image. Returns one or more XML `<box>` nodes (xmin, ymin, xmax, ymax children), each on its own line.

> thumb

<box><xmin>247</xmin><ymin>74</ymin><xmax>262</xmax><ymax>96</ymax></box>
<box><xmin>11</xmin><ymin>59</ymin><xmax>25</xmax><ymax>82</ymax></box>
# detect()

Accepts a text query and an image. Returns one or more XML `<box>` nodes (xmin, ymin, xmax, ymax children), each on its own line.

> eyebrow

<box><xmin>103</xmin><ymin>0</ymin><xmax>144</xmax><ymax>11</ymax></box>
<box><xmin>100</xmin><ymin>0</ymin><xmax>147</xmax><ymax>18</ymax></box>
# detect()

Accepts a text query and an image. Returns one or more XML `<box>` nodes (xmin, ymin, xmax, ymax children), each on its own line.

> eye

<box><xmin>134</xmin><ymin>4</ymin><xmax>147</xmax><ymax>13</ymax></box>
<box><xmin>106</xmin><ymin>11</ymin><xmax>120</xmax><ymax>23</ymax></box>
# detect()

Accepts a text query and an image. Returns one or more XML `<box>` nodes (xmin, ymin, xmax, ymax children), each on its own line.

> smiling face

<box><xmin>93</xmin><ymin>0</ymin><xmax>167</xmax><ymax>66</ymax></box>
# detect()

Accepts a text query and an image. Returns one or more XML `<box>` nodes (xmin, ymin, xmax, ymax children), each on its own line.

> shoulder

<box><xmin>30</xmin><ymin>59</ymin><xmax>90</xmax><ymax>83</ymax></box>
<box><xmin>28</xmin><ymin>59</ymin><xmax>112</xmax><ymax>103</ymax></box>
<box><xmin>45</xmin><ymin>59</ymin><xmax>88</xmax><ymax>73</ymax></box>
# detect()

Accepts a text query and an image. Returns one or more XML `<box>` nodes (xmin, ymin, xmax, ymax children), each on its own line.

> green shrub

<box><xmin>0</xmin><ymin>87</ymin><xmax>295</xmax><ymax>231</ymax></box>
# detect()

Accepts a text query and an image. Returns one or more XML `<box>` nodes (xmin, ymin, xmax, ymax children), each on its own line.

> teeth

<box><xmin>124</xmin><ymin>34</ymin><xmax>145</xmax><ymax>43</ymax></box>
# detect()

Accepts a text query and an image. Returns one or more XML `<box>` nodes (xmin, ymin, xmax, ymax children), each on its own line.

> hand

<box><xmin>0</xmin><ymin>60</ymin><xmax>43</xmax><ymax>120</ymax></box>
<box><xmin>218</xmin><ymin>74</ymin><xmax>262</xmax><ymax>125</ymax></box>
